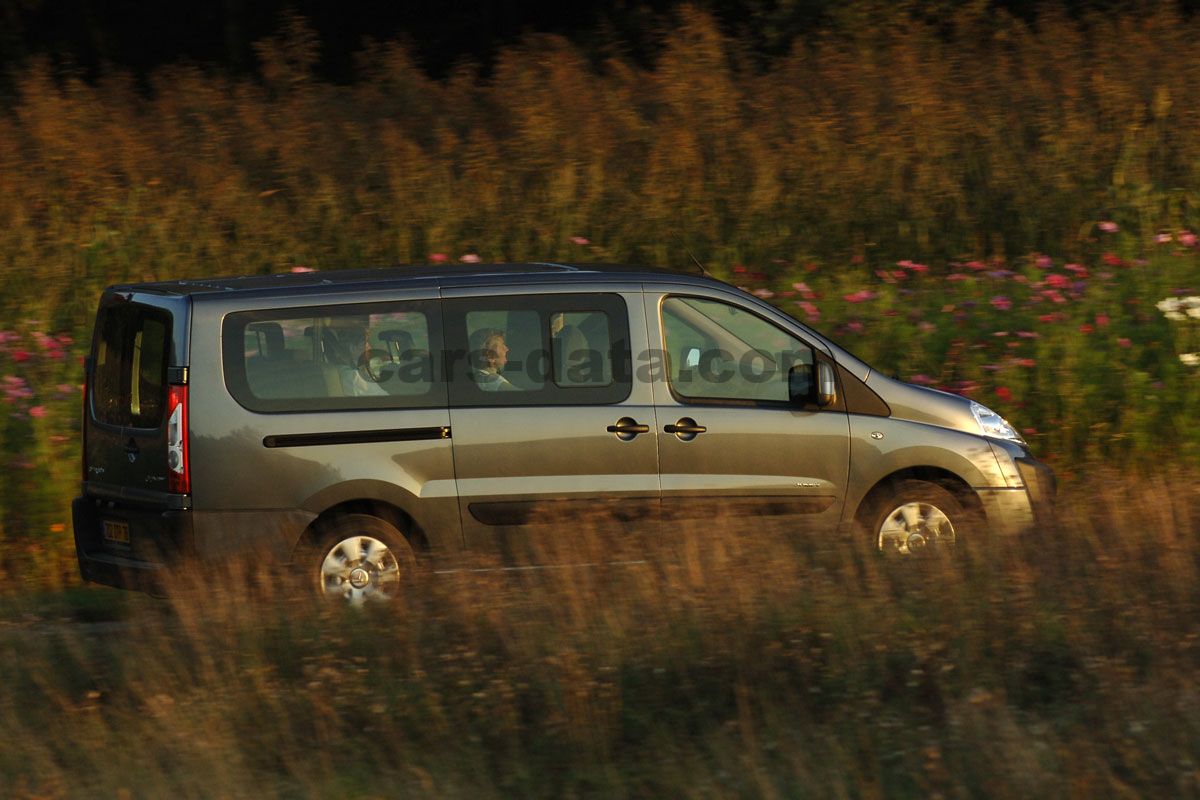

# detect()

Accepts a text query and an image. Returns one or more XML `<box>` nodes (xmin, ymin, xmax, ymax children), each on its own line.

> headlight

<box><xmin>970</xmin><ymin>401</ymin><xmax>1025</xmax><ymax>444</ymax></box>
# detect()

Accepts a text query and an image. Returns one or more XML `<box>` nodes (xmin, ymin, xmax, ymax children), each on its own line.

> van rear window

<box><xmin>222</xmin><ymin>300</ymin><xmax>443</xmax><ymax>413</ymax></box>
<box><xmin>92</xmin><ymin>303</ymin><xmax>172</xmax><ymax>428</ymax></box>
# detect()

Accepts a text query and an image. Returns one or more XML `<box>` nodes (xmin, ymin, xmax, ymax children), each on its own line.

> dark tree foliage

<box><xmin>1</xmin><ymin>0</ymin><xmax>1197</xmax><ymax>85</ymax></box>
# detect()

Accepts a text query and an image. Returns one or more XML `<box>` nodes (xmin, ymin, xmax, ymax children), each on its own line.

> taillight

<box><xmin>81</xmin><ymin>358</ymin><xmax>90</xmax><ymax>483</ymax></box>
<box><xmin>167</xmin><ymin>384</ymin><xmax>190</xmax><ymax>494</ymax></box>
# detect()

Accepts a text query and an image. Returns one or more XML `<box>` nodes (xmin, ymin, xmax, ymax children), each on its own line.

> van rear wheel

<box><xmin>868</xmin><ymin>480</ymin><xmax>968</xmax><ymax>556</ymax></box>
<box><xmin>309</xmin><ymin>514</ymin><xmax>416</xmax><ymax>605</ymax></box>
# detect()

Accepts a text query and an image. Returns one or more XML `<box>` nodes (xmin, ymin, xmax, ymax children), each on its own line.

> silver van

<box><xmin>73</xmin><ymin>263</ymin><xmax>1054</xmax><ymax>601</ymax></box>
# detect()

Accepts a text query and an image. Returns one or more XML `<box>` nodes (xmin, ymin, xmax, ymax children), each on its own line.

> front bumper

<box><xmin>976</xmin><ymin>455</ymin><xmax>1057</xmax><ymax>536</ymax></box>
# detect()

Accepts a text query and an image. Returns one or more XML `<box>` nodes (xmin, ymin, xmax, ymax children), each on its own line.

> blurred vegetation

<box><xmin>0</xmin><ymin>5</ymin><xmax>1199</xmax><ymax>581</ymax></box>
<box><xmin>1</xmin><ymin>477</ymin><xmax>1198</xmax><ymax>797</ymax></box>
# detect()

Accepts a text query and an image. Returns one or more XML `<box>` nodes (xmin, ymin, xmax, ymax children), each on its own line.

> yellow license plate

<box><xmin>103</xmin><ymin>520</ymin><xmax>130</xmax><ymax>544</ymax></box>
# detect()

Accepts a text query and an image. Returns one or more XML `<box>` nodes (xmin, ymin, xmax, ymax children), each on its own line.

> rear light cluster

<box><xmin>81</xmin><ymin>358</ymin><xmax>90</xmax><ymax>483</ymax></box>
<box><xmin>167</xmin><ymin>385</ymin><xmax>190</xmax><ymax>494</ymax></box>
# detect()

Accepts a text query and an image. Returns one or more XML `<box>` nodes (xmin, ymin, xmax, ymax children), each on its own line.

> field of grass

<box><xmin>0</xmin><ymin>5</ymin><xmax>1198</xmax><ymax>795</ymax></box>
<box><xmin>1</xmin><ymin>474</ymin><xmax>1198</xmax><ymax>797</ymax></box>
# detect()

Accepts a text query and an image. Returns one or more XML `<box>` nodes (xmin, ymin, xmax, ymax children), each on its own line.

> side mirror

<box><xmin>788</xmin><ymin>363</ymin><xmax>814</xmax><ymax>404</ymax></box>
<box><xmin>817</xmin><ymin>361</ymin><xmax>837</xmax><ymax>406</ymax></box>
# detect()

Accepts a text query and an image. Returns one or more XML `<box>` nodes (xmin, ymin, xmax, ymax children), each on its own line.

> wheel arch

<box><xmin>852</xmin><ymin>466</ymin><xmax>983</xmax><ymax>527</ymax></box>
<box><xmin>292</xmin><ymin>498</ymin><xmax>429</xmax><ymax>561</ymax></box>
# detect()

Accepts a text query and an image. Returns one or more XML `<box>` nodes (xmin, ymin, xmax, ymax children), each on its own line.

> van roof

<box><xmin>109</xmin><ymin>262</ymin><xmax>722</xmax><ymax>298</ymax></box>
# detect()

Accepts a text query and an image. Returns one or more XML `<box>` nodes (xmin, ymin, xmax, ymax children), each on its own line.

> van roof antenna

<box><xmin>685</xmin><ymin>248</ymin><xmax>714</xmax><ymax>279</ymax></box>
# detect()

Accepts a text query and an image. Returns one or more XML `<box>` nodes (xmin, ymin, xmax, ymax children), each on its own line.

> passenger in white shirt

<box><xmin>469</xmin><ymin>328</ymin><xmax>518</xmax><ymax>391</ymax></box>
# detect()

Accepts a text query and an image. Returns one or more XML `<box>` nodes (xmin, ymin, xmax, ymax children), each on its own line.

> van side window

<box><xmin>662</xmin><ymin>296</ymin><xmax>813</xmax><ymax>404</ymax></box>
<box><xmin>446</xmin><ymin>294</ymin><xmax>630</xmax><ymax>407</ymax></box>
<box><xmin>223</xmin><ymin>300</ymin><xmax>443</xmax><ymax>413</ymax></box>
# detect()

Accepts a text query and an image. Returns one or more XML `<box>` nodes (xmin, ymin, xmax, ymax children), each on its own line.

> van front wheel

<box><xmin>309</xmin><ymin>514</ymin><xmax>416</xmax><ymax>605</ymax></box>
<box><xmin>868</xmin><ymin>480</ymin><xmax>969</xmax><ymax>556</ymax></box>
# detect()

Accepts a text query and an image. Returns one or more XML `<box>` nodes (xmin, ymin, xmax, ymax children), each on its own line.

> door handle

<box><xmin>607</xmin><ymin>417</ymin><xmax>650</xmax><ymax>441</ymax></box>
<box><xmin>665</xmin><ymin>418</ymin><xmax>706</xmax><ymax>440</ymax></box>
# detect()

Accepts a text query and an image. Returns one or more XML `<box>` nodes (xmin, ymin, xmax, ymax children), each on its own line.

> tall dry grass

<box><xmin>3</xmin><ymin>7</ymin><xmax>1200</xmax><ymax>311</ymax></box>
<box><xmin>1</xmin><ymin>474</ymin><xmax>1197</xmax><ymax>797</ymax></box>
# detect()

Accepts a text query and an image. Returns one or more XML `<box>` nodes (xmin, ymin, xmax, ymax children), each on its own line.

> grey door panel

<box><xmin>444</xmin><ymin>290</ymin><xmax>661</xmax><ymax>562</ymax></box>
<box><xmin>643</xmin><ymin>290</ymin><xmax>851</xmax><ymax>531</ymax></box>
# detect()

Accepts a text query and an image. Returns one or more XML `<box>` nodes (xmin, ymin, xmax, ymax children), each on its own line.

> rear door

<box><xmin>85</xmin><ymin>292</ymin><xmax>189</xmax><ymax>557</ymax></box>
<box><xmin>643</xmin><ymin>287</ymin><xmax>850</xmax><ymax>535</ymax></box>
<box><xmin>87</xmin><ymin>292</ymin><xmax>188</xmax><ymax>496</ymax></box>
<box><xmin>443</xmin><ymin>285</ymin><xmax>660</xmax><ymax>564</ymax></box>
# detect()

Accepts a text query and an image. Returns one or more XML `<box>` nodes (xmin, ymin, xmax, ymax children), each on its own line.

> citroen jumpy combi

<box><xmin>73</xmin><ymin>263</ymin><xmax>1055</xmax><ymax>602</ymax></box>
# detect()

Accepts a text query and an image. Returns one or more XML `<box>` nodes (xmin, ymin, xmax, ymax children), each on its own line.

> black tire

<box><xmin>865</xmin><ymin>479</ymin><xmax>975</xmax><ymax>556</ymax></box>
<box><xmin>306</xmin><ymin>513</ymin><xmax>417</xmax><ymax>604</ymax></box>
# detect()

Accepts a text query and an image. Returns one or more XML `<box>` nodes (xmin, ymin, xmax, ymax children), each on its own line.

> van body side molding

<box><xmin>262</xmin><ymin>426</ymin><xmax>451</xmax><ymax>448</ymax></box>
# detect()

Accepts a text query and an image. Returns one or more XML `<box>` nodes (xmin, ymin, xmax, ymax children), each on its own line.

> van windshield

<box><xmin>92</xmin><ymin>303</ymin><xmax>171</xmax><ymax>429</ymax></box>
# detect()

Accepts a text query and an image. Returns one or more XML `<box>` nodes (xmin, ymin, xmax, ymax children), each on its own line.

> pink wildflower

<box><xmin>990</xmin><ymin>296</ymin><xmax>1012</xmax><ymax>311</ymax></box>
<box><xmin>947</xmin><ymin>273</ymin><xmax>968</xmax><ymax>282</ymax></box>
<box><xmin>846</xmin><ymin>321</ymin><xmax>864</xmax><ymax>334</ymax></box>
<box><xmin>460</xmin><ymin>253</ymin><xmax>481</xmax><ymax>264</ymax></box>
<box><xmin>752</xmin><ymin>289</ymin><xmax>775</xmax><ymax>299</ymax></box>
<box><xmin>965</xmin><ymin>261</ymin><xmax>988</xmax><ymax>271</ymax></box>
<box><xmin>570</xmin><ymin>236</ymin><xmax>590</xmax><ymax>246</ymax></box>
<box><xmin>796</xmin><ymin>301</ymin><xmax>820</xmax><ymax>321</ymax></box>
<box><xmin>429</xmin><ymin>253</ymin><xmax>449</xmax><ymax>263</ymax></box>
<box><xmin>1117</xmin><ymin>337</ymin><xmax>1132</xmax><ymax>348</ymax></box>
<box><xmin>1079</xmin><ymin>323</ymin><xmax>1094</xmax><ymax>334</ymax></box>
<box><xmin>843</xmin><ymin>290</ymin><xmax>876</xmax><ymax>303</ymax></box>
<box><xmin>1098</xmin><ymin>221</ymin><xmax>1119</xmax><ymax>233</ymax></box>
<box><xmin>1101</xmin><ymin>253</ymin><xmax>1124</xmax><ymax>267</ymax></box>
<box><xmin>289</xmin><ymin>266</ymin><xmax>314</xmax><ymax>273</ymax></box>
<box><xmin>1017</xmin><ymin>331</ymin><xmax>1039</xmax><ymax>339</ymax></box>
<box><xmin>1095</xmin><ymin>313</ymin><xmax>1110</xmax><ymax>328</ymax></box>
<box><xmin>1179</xmin><ymin>231</ymin><xmax>1197</xmax><ymax>247</ymax></box>
<box><xmin>29</xmin><ymin>406</ymin><xmax>45</xmax><ymax>418</ymax></box>
<box><xmin>1036</xmin><ymin>255</ymin><xmax>1053</xmax><ymax>269</ymax></box>
<box><xmin>11</xmin><ymin>349</ymin><xmax>29</xmax><ymax>363</ymax></box>
<box><xmin>995</xmin><ymin>386</ymin><xmax>1013</xmax><ymax>402</ymax></box>
<box><xmin>1045</xmin><ymin>274</ymin><xmax>1070</xmax><ymax>289</ymax></box>
<box><xmin>1157</xmin><ymin>233</ymin><xmax>1173</xmax><ymax>244</ymax></box>
<box><xmin>909</xmin><ymin>374</ymin><xmax>934</xmax><ymax>385</ymax></box>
